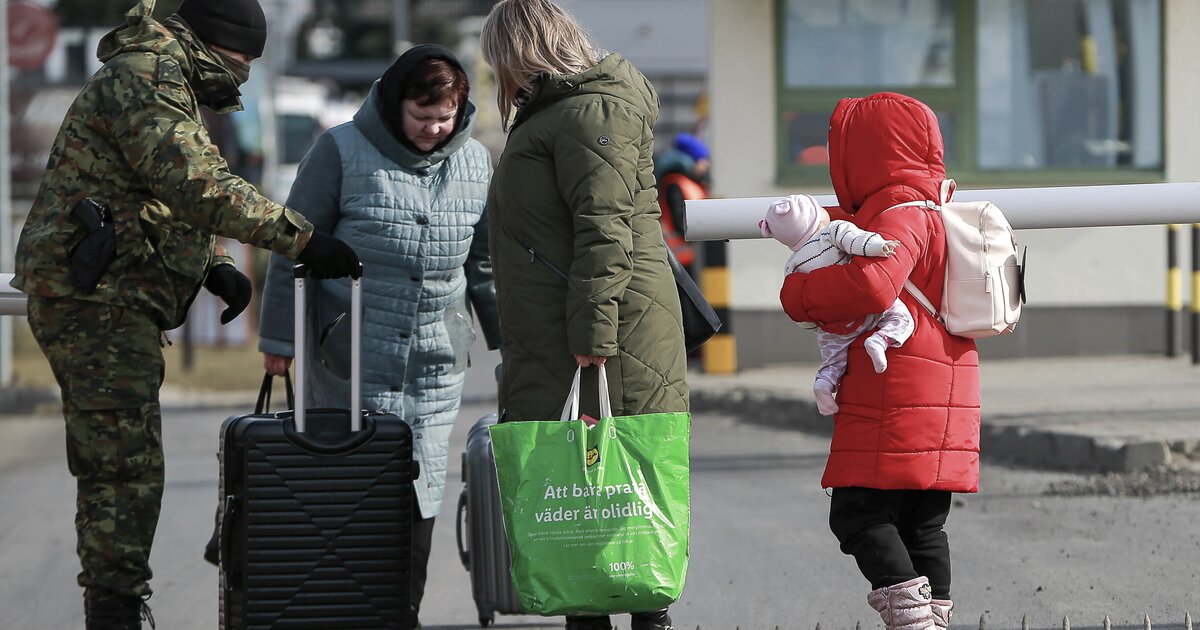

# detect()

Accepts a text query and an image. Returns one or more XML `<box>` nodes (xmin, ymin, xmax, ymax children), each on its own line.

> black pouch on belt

<box><xmin>67</xmin><ymin>197</ymin><xmax>116</xmax><ymax>294</ymax></box>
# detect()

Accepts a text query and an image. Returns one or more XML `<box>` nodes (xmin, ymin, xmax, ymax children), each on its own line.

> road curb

<box><xmin>691</xmin><ymin>388</ymin><xmax>830</xmax><ymax>436</ymax></box>
<box><xmin>0</xmin><ymin>386</ymin><xmax>59</xmax><ymax>416</ymax></box>
<box><xmin>12</xmin><ymin>380</ymin><xmax>1190</xmax><ymax>474</ymax></box>
<box><xmin>690</xmin><ymin>389</ymin><xmax>1188</xmax><ymax>473</ymax></box>
<box><xmin>979</xmin><ymin>420</ymin><xmax>1186</xmax><ymax>472</ymax></box>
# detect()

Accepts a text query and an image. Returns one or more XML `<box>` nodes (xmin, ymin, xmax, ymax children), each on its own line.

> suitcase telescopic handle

<box><xmin>293</xmin><ymin>262</ymin><xmax>365</xmax><ymax>433</ymax></box>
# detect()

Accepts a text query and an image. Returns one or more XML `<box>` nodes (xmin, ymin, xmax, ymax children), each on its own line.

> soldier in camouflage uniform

<box><xmin>10</xmin><ymin>0</ymin><xmax>359</xmax><ymax>627</ymax></box>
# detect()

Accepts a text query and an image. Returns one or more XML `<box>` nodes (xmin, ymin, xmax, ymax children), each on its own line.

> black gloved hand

<box><xmin>204</xmin><ymin>263</ymin><xmax>253</xmax><ymax>325</ymax></box>
<box><xmin>297</xmin><ymin>231</ymin><xmax>360</xmax><ymax>279</ymax></box>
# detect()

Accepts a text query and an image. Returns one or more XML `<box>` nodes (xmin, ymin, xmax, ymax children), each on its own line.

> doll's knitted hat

<box><xmin>759</xmin><ymin>194</ymin><xmax>822</xmax><ymax>251</ymax></box>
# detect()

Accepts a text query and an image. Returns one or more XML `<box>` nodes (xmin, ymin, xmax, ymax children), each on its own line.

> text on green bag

<box><xmin>535</xmin><ymin>481</ymin><xmax>653</xmax><ymax>523</ymax></box>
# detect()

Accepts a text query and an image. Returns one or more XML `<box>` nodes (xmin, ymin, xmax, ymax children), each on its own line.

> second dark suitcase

<box><xmin>456</xmin><ymin>412</ymin><xmax>523</xmax><ymax>627</ymax></box>
<box><xmin>218</xmin><ymin>265</ymin><xmax>416</xmax><ymax>629</ymax></box>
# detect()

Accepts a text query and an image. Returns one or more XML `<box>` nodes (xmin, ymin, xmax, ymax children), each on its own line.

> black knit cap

<box><xmin>176</xmin><ymin>0</ymin><xmax>268</xmax><ymax>58</ymax></box>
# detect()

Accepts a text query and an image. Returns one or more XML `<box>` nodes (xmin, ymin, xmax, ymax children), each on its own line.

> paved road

<box><xmin>1</xmin><ymin>402</ymin><xmax>1198</xmax><ymax>630</ymax></box>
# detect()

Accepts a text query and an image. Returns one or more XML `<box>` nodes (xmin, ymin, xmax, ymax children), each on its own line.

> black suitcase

<box><xmin>455</xmin><ymin>413</ymin><xmax>523</xmax><ymax>627</ymax></box>
<box><xmin>217</xmin><ymin>264</ymin><xmax>415</xmax><ymax>629</ymax></box>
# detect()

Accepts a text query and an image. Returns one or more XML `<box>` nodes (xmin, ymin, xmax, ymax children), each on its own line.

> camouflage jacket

<box><xmin>11</xmin><ymin>0</ymin><xmax>312</xmax><ymax>330</ymax></box>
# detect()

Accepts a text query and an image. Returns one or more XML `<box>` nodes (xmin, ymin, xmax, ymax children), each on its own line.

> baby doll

<box><xmin>759</xmin><ymin>193</ymin><xmax>915</xmax><ymax>415</ymax></box>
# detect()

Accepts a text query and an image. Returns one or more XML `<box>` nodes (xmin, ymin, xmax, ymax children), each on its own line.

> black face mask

<box><xmin>191</xmin><ymin>51</ymin><xmax>244</xmax><ymax>113</ymax></box>
<box><xmin>219</xmin><ymin>54</ymin><xmax>251</xmax><ymax>87</ymax></box>
<box><xmin>164</xmin><ymin>16</ymin><xmax>245</xmax><ymax>113</ymax></box>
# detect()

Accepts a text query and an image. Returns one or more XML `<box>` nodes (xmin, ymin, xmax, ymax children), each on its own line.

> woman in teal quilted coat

<box><xmin>481</xmin><ymin>1</ymin><xmax>689</xmax><ymax>628</ymax></box>
<box><xmin>256</xmin><ymin>45</ymin><xmax>500</xmax><ymax>628</ymax></box>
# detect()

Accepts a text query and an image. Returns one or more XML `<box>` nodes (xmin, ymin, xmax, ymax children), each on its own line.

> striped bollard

<box><xmin>701</xmin><ymin>240</ymin><xmax>736</xmax><ymax>374</ymax></box>
<box><xmin>1167</xmin><ymin>225</ymin><xmax>1181</xmax><ymax>357</ymax></box>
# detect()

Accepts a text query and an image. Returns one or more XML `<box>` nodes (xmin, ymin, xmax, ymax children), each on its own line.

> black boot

<box><xmin>630</xmin><ymin>608</ymin><xmax>674</xmax><ymax>630</ymax></box>
<box><xmin>565</xmin><ymin>615</ymin><xmax>612</xmax><ymax>630</ymax></box>
<box><xmin>203</xmin><ymin>503</ymin><xmax>221</xmax><ymax>566</ymax></box>
<box><xmin>85</xmin><ymin>589</ymin><xmax>155</xmax><ymax>630</ymax></box>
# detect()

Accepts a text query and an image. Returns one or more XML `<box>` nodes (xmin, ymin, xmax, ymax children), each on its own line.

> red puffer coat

<box><xmin>780</xmin><ymin>93</ymin><xmax>980</xmax><ymax>493</ymax></box>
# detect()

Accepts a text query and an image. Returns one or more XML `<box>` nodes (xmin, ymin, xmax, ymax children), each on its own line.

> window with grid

<box><xmin>776</xmin><ymin>0</ymin><xmax>1163</xmax><ymax>186</ymax></box>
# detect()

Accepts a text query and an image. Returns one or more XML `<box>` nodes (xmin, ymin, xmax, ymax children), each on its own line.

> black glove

<box><xmin>297</xmin><ymin>231</ymin><xmax>360</xmax><ymax>279</ymax></box>
<box><xmin>204</xmin><ymin>263</ymin><xmax>252</xmax><ymax>325</ymax></box>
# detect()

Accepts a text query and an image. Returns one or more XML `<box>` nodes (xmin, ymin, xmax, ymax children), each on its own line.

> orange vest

<box><xmin>657</xmin><ymin>173</ymin><xmax>707</xmax><ymax>267</ymax></box>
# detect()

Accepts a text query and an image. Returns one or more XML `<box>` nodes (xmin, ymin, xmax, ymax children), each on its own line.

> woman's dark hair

<box><xmin>405</xmin><ymin>58</ymin><xmax>469</xmax><ymax>109</ymax></box>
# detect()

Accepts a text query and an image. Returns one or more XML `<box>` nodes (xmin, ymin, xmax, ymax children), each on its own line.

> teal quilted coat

<box><xmin>257</xmin><ymin>82</ymin><xmax>500</xmax><ymax>517</ymax></box>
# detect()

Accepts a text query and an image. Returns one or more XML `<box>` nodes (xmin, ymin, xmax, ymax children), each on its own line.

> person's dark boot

<box><xmin>565</xmin><ymin>615</ymin><xmax>612</xmax><ymax>630</ymax></box>
<box><xmin>85</xmin><ymin>589</ymin><xmax>155</xmax><ymax>630</ymax></box>
<box><xmin>631</xmin><ymin>608</ymin><xmax>675</xmax><ymax>630</ymax></box>
<box><xmin>203</xmin><ymin>472</ymin><xmax>222</xmax><ymax>566</ymax></box>
<box><xmin>203</xmin><ymin>503</ymin><xmax>221</xmax><ymax>566</ymax></box>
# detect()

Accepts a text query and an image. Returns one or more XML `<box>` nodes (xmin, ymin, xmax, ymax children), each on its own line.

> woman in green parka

<box><xmin>481</xmin><ymin>1</ymin><xmax>689</xmax><ymax>629</ymax></box>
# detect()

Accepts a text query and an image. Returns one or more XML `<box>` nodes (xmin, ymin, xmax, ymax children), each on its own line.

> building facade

<box><xmin>707</xmin><ymin>0</ymin><xmax>1200</xmax><ymax>366</ymax></box>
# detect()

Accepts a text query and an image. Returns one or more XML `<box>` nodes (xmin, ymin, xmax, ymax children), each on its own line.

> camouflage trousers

<box><xmin>27</xmin><ymin>296</ymin><xmax>165</xmax><ymax>599</ymax></box>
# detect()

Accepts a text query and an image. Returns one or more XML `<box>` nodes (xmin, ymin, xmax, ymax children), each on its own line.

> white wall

<box><xmin>709</xmin><ymin>0</ymin><xmax>799</xmax><ymax>310</ymax></box>
<box><xmin>1165</xmin><ymin>0</ymin><xmax>1200</xmax><ymax>183</ymax></box>
<box><xmin>708</xmin><ymin>0</ymin><xmax>1200</xmax><ymax>311</ymax></box>
<box><xmin>562</xmin><ymin>0</ymin><xmax>709</xmax><ymax>75</ymax></box>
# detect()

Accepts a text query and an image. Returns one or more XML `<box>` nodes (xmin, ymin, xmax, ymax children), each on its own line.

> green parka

<box><xmin>12</xmin><ymin>0</ymin><xmax>312</xmax><ymax>330</ymax></box>
<box><xmin>488</xmin><ymin>54</ymin><xmax>689</xmax><ymax>420</ymax></box>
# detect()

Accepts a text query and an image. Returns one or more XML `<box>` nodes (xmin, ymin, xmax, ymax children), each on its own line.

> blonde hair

<box><xmin>480</xmin><ymin>0</ymin><xmax>600</xmax><ymax>128</ymax></box>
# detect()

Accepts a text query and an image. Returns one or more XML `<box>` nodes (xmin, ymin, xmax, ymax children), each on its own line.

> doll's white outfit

<box><xmin>761</xmin><ymin>195</ymin><xmax>915</xmax><ymax>415</ymax></box>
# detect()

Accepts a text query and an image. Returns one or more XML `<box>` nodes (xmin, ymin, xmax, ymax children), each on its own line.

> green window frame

<box><xmin>774</xmin><ymin>0</ymin><xmax>1165</xmax><ymax>188</ymax></box>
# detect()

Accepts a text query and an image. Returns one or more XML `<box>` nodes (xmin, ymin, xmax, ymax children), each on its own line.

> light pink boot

<box><xmin>930</xmin><ymin>599</ymin><xmax>953</xmax><ymax>629</ymax></box>
<box><xmin>867</xmin><ymin>576</ymin><xmax>935</xmax><ymax>630</ymax></box>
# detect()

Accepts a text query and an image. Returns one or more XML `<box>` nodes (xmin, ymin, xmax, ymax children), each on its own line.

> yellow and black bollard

<box><xmin>701</xmin><ymin>240</ymin><xmax>736</xmax><ymax>374</ymax></box>
<box><xmin>1167</xmin><ymin>225</ymin><xmax>1181</xmax><ymax>358</ymax></box>
<box><xmin>1192</xmin><ymin>224</ymin><xmax>1200</xmax><ymax>364</ymax></box>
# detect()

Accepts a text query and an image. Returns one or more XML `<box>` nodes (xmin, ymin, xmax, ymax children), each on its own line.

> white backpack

<box><xmin>887</xmin><ymin>179</ymin><xmax>1024</xmax><ymax>338</ymax></box>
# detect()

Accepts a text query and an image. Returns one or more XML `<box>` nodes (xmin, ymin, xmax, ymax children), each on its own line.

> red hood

<box><xmin>828</xmin><ymin>92</ymin><xmax>946</xmax><ymax>214</ymax></box>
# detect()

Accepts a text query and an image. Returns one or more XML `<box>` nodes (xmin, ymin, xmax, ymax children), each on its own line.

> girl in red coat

<box><xmin>779</xmin><ymin>93</ymin><xmax>981</xmax><ymax>630</ymax></box>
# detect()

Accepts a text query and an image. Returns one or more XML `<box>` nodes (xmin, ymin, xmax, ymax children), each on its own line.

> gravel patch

<box><xmin>1043</xmin><ymin>463</ymin><xmax>1200</xmax><ymax>497</ymax></box>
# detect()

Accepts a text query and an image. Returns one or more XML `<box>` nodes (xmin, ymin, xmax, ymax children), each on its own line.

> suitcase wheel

<box><xmin>479</xmin><ymin>615</ymin><xmax>493</xmax><ymax>627</ymax></box>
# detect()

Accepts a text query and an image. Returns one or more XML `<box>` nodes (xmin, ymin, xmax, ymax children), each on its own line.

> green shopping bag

<box><xmin>489</xmin><ymin>365</ymin><xmax>691</xmax><ymax>616</ymax></box>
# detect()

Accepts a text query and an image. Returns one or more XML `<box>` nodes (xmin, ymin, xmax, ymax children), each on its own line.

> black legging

<box><xmin>411</xmin><ymin>511</ymin><xmax>436</xmax><ymax>619</ymax></box>
<box><xmin>828</xmin><ymin>487</ymin><xmax>952</xmax><ymax>600</ymax></box>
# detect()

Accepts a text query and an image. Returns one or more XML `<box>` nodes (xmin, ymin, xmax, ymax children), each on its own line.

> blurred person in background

<box><xmin>480</xmin><ymin>0</ymin><xmax>688</xmax><ymax>628</ymax></box>
<box><xmin>9</xmin><ymin>0</ymin><xmax>359</xmax><ymax>627</ymax></box>
<box><xmin>256</xmin><ymin>44</ymin><xmax>501</xmax><ymax>629</ymax></box>
<box><xmin>654</xmin><ymin>132</ymin><xmax>711</xmax><ymax>274</ymax></box>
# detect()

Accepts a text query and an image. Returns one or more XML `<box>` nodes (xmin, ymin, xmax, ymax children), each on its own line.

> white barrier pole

<box><xmin>1</xmin><ymin>184</ymin><xmax>1195</xmax><ymax>316</ymax></box>
<box><xmin>683</xmin><ymin>182</ymin><xmax>1200</xmax><ymax>241</ymax></box>
<box><xmin>0</xmin><ymin>274</ymin><xmax>24</xmax><ymax>316</ymax></box>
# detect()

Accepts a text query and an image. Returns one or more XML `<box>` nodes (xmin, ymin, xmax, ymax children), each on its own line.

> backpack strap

<box><xmin>886</xmin><ymin>200</ymin><xmax>937</xmax><ymax>212</ymax></box>
<box><xmin>883</xmin><ymin>194</ymin><xmax>950</xmax><ymax>324</ymax></box>
<box><xmin>939</xmin><ymin>178</ymin><xmax>956</xmax><ymax>205</ymax></box>
<box><xmin>903</xmin><ymin>279</ymin><xmax>939</xmax><ymax>321</ymax></box>
<box><xmin>881</xmin><ymin>178</ymin><xmax>954</xmax><ymax>214</ymax></box>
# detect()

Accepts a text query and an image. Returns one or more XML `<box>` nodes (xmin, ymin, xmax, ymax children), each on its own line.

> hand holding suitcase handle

<box><xmin>296</xmin><ymin>231</ymin><xmax>361</xmax><ymax>279</ymax></box>
<box><xmin>293</xmin><ymin>262</ymin><xmax>365</xmax><ymax>433</ymax></box>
